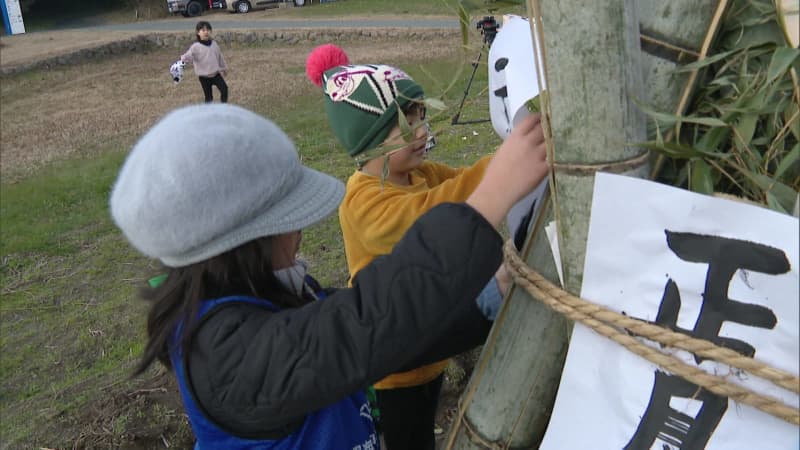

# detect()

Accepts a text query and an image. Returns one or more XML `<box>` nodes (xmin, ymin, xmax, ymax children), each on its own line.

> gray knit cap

<box><xmin>110</xmin><ymin>104</ymin><xmax>344</xmax><ymax>267</ymax></box>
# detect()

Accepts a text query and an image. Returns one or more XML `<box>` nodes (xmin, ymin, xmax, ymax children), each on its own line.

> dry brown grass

<box><xmin>0</xmin><ymin>37</ymin><xmax>460</xmax><ymax>182</ymax></box>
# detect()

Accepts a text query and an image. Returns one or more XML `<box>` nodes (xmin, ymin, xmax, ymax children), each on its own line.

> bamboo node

<box><xmin>552</xmin><ymin>151</ymin><xmax>650</xmax><ymax>176</ymax></box>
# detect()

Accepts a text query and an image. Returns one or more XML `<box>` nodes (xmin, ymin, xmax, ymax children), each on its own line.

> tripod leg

<box><xmin>451</xmin><ymin>45</ymin><xmax>485</xmax><ymax>125</ymax></box>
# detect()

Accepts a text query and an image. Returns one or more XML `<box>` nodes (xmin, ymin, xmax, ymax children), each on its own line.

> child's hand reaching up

<box><xmin>467</xmin><ymin>114</ymin><xmax>549</xmax><ymax>227</ymax></box>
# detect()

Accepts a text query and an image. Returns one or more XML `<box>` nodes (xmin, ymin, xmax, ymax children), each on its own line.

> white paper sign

<box><xmin>540</xmin><ymin>173</ymin><xmax>799</xmax><ymax>450</ymax></box>
<box><xmin>488</xmin><ymin>14</ymin><xmax>545</xmax><ymax>140</ymax></box>
<box><xmin>1</xmin><ymin>0</ymin><xmax>25</xmax><ymax>35</ymax></box>
<box><xmin>543</xmin><ymin>220</ymin><xmax>564</xmax><ymax>287</ymax></box>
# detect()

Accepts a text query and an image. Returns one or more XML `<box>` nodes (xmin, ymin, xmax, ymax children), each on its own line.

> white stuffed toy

<box><xmin>169</xmin><ymin>60</ymin><xmax>186</xmax><ymax>84</ymax></box>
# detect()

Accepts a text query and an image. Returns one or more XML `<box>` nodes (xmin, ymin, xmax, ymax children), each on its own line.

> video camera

<box><xmin>476</xmin><ymin>16</ymin><xmax>499</xmax><ymax>46</ymax></box>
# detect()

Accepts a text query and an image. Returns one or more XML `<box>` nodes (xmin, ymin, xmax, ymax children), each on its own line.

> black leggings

<box><xmin>375</xmin><ymin>374</ymin><xmax>444</xmax><ymax>450</ymax></box>
<box><xmin>198</xmin><ymin>73</ymin><xmax>228</xmax><ymax>103</ymax></box>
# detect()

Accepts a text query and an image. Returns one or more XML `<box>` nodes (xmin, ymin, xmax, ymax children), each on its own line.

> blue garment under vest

<box><xmin>169</xmin><ymin>292</ymin><xmax>379</xmax><ymax>450</ymax></box>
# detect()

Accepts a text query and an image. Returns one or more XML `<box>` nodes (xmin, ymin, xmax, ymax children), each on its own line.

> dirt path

<box><xmin>0</xmin><ymin>14</ymin><xmax>456</xmax><ymax>68</ymax></box>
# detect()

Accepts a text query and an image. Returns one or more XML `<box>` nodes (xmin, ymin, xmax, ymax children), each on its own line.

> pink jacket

<box><xmin>181</xmin><ymin>40</ymin><xmax>228</xmax><ymax>77</ymax></box>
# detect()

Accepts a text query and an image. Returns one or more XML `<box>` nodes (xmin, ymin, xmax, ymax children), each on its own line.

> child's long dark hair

<box><xmin>134</xmin><ymin>236</ymin><xmax>308</xmax><ymax>375</ymax></box>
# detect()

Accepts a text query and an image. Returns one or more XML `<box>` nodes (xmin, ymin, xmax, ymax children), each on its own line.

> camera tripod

<box><xmin>451</xmin><ymin>16</ymin><xmax>499</xmax><ymax>125</ymax></box>
<box><xmin>450</xmin><ymin>42</ymin><xmax>492</xmax><ymax>125</ymax></box>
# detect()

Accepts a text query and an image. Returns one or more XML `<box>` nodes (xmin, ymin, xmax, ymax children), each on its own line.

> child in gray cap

<box><xmin>109</xmin><ymin>103</ymin><xmax>548</xmax><ymax>449</ymax></box>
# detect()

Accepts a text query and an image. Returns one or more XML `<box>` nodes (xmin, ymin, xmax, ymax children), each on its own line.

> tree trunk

<box><xmin>444</xmin><ymin>0</ymin><xmax>648</xmax><ymax>448</ymax></box>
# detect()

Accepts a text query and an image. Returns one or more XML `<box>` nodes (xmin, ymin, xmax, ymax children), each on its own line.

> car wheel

<box><xmin>236</xmin><ymin>1</ymin><xmax>251</xmax><ymax>13</ymax></box>
<box><xmin>186</xmin><ymin>1</ymin><xmax>203</xmax><ymax>16</ymax></box>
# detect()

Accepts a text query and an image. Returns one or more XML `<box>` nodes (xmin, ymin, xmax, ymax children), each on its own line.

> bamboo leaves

<box><xmin>753</xmin><ymin>174</ymin><xmax>797</xmax><ymax>212</ymax></box>
<box><xmin>690</xmin><ymin>159</ymin><xmax>716</xmax><ymax>194</ymax></box>
<box><xmin>647</xmin><ymin>0</ymin><xmax>799</xmax><ymax>212</ymax></box>
<box><xmin>766</xmin><ymin>48</ymin><xmax>800</xmax><ymax>85</ymax></box>
<box><xmin>422</xmin><ymin>97</ymin><xmax>448</xmax><ymax>111</ymax></box>
<box><xmin>635</xmin><ymin>99</ymin><xmax>729</xmax><ymax>128</ymax></box>
<box><xmin>396</xmin><ymin>106</ymin><xmax>413</xmax><ymax>143</ymax></box>
<box><xmin>776</xmin><ymin>143</ymin><xmax>800</xmax><ymax>179</ymax></box>
<box><xmin>638</xmin><ymin>141</ymin><xmax>728</xmax><ymax>159</ymax></box>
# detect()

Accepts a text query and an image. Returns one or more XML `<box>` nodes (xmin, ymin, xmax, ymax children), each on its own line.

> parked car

<box><xmin>227</xmin><ymin>0</ymin><xmax>303</xmax><ymax>14</ymax></box>
<box><xmin>167</xmin><ymin>0</ymin><xmax>226</xmax><ymax>17</ymax></box>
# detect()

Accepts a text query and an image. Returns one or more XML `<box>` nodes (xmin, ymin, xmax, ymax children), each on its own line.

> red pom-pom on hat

<box><xmin>306</xmin><ymin>44</ymin><xmax>350</xmax><ymax>87</ymax></box>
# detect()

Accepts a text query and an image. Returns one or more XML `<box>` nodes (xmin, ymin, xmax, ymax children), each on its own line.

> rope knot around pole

<box><xmin>501</xmin><ymin>239</ymin><xmax>800</xmax><ymax>426</ymax></box>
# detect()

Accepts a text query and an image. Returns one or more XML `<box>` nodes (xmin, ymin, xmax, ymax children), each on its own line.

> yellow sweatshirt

<box><xmin>339</xmin><ymin>155</ymin><xmax>492</xmax><ymax>389</ymax></box>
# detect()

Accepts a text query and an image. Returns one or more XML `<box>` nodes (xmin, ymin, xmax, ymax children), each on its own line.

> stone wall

<box><xmin>0</xmin><ymin>28</ymin><xmax>458</xmax><ymax>76</ymax></box>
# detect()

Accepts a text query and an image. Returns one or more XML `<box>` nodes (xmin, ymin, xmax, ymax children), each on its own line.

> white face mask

<box><xmin>273</xmin><ymin>259</ymin><xmax>315</xmax><ymax>299</ymax></box>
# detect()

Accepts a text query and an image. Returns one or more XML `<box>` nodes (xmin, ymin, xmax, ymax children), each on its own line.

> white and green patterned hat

<box><xmin>306</xmin><ymin>44</ymin><xmax>425</xmax><ymax>162</ymax></box>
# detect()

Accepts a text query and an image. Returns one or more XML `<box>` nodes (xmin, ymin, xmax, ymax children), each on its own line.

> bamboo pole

<box><xmin>445</xmin><ymin>0</ymin><xmax>649</xmax><ymax>447</ymax></box>
<box><xmin>638</xmin><ymin>1</ymin><xmax>721</xmax><ymax>113</ymax></box>
<box><xmin>646</xmin><ymin>0</ymin><xmax>729</xmax><ymax>179</ymax></box>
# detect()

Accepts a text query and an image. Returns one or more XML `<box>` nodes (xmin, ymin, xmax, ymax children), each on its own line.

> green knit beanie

<box><xmin>323</xmin><ymin>64</ymin><xmax>423</xmax><ymax>161</ymax></box>
<box><xmin>306</xmin><ymin>44</ymin><xmax>424</xmax><ymax>161</ymax></box>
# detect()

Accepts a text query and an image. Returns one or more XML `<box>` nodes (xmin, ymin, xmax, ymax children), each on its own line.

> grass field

<box><xmin>0</xmin><ymin>13</ymin><xmax>503</xmax><ymax>447</ymax></box>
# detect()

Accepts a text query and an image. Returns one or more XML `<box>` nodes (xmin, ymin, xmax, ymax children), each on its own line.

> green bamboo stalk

<box><xmin>445</xmin><ymin>0</ymin><xmax>648</xmax><ymax>447</ymax></box>
<box><xmin>644</xmin><ymin>0</ymin><xmax>729</xmax><ymax>179</ymax></box>
<box><xmin>639</xmin><ymin>1</ymin><xmax>721</xmax><ymax>113</ymax></box>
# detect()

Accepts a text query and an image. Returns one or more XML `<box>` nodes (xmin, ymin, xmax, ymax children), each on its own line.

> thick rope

<box><xmin>443</xmin><ymin>3</ymin><xmax>557</xmax><ymax>447</ymax></box>
<box><xmin>503</xmin><ymin>240</ymin><xmax>800</xmax><ymax>425</ymax></box>
<box><xmin>504</xmin><ymin>240</ymin><xmax>799</xmax><ymax>393</ymax></box>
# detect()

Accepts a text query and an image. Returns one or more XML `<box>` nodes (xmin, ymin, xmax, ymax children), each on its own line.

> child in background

<box><xmin>307</xmin><ymin>44</ymin><xmax>507</xmax><ymax>450</ymax></box>
<box><xmin>110</xmin><ymin>103</ymin><xmax>549</xmax><ymax>449</ymax></box>
<box><xmin>181</xmin><ymin>21</ymin><xmax>229</xmax><ymax>103</ymax></box>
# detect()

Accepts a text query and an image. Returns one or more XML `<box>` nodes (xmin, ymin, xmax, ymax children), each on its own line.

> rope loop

<box><xmin>503</xmin><ymin>240</ymin><xmax>800</xmax><ymax>425</ymax></box>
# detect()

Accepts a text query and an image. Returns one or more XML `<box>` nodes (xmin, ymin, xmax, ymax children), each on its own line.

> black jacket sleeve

<box><xmin>187</xmin><ymin>202</ymin><xmax>502</xmax><ymax>437</ymax></box>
